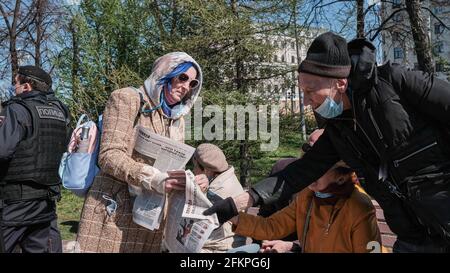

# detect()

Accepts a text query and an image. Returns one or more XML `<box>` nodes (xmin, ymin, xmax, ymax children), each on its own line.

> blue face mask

<box><xmin>314</xmin><ymin>191</ymin><xmax>334</xmax><ymax>198</ymax></box>
<box><xmin>314</xmin><ymin>90</ymin><xmax>343</xmax><ymax>119</ymax></box>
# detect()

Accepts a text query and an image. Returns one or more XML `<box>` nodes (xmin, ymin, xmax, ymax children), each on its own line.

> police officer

<box><xmin>0</xmin><ymin>66</ymin><xmax>69</xmax><ymax>253</ymax></box>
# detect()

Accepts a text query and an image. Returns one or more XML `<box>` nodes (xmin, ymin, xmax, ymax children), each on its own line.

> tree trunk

<box><xmin>34</xmin><ymin>0</ymin><xmax>44</xmax><ymax>67</ymax></box>
<box><xmin>290</xmin><ymin>84</ymin><xmax>294</xmax><ymax>114</ymax></box>
<box><xmin>151</xmin><ymin>0</ymin><xmax>167</xmax><ymax>48</ymax></box>
<box><xmin>70</xmin><ymin>17</ymin><xmax>80</xmax><ymax>100</ymax></box>
<box><xmin>356</xmin><ymin>0</ymin><xmax>365</xmax><ymax>38</ymax></box>
<box><xmin>170</xmin><ymin>0</ymin><xmax>177</xmax><ymax>37</ymax></box>
<box><xmin>405</xmin><ymin>0</ymin><xmax>434</xmax><ymax>74</ymax></box>
<box><xmin>239</xmin><ymin>140</ymin><xmax>250</xmax><ymax>188</ymax></box>
<box><xmin>231</xmin><ymin>0</ymin><xmax>244</xmax><ymax>92</ymax></box>
<box><xmin>230</xmin><ymin>0</ymin><xmax>250</xmax><ymax>188</ymax></box>
<box><xmin>1</xmin><ymin>1</ymin><xmax>22</xmax><ymax>83</ymax></box>
<box><xmin>10</xmin><ymin>36</ymin><xmax>18</xmax><ymax>84</ymax></box>
<box><xmin>292</xmin><ymin>0</ymin><xmax>306</xmax><ymax>141</ymax></box>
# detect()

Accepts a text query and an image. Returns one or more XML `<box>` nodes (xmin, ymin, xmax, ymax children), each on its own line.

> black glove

<box><xmin>203</xmin><ymin>197</ymin><xmax>238</xmax><ymax>225</ymax></box>
<box><xmin>248</xmin><ymin>187</ymin><xmax>262</xmax><ymax>206</ymax></box>
<box><xmin>301</xmin><ymin>143</ymin><xmax>312</xmax><ymax>153</ymax></box>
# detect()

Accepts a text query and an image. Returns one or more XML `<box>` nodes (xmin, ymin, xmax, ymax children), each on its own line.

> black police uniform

<box><xmin>0</xmin><ymin>90</ymin><xmax>69</xmax><ymax>253</ymax></box>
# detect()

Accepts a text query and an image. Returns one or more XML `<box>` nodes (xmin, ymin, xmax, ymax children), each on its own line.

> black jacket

<box><xmin>252</xmin><ymin>58</ymin><xmax>450</xmax><ymax>244</ymax></box>
<box><xmin>1</xmin><ymin>91</ymin><xmax>69</xmax><ymax>226</ymax></box>
<box><xmin>2</xmin><ymin>91</ymin><xmax>68</xmax><ymax>190</ymax></box>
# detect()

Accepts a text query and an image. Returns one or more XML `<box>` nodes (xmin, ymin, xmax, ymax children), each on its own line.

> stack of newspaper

<box><xmin>131</xmin><ymin>126</ymin><xmax>219</xmax><ymax>253</ymax></box>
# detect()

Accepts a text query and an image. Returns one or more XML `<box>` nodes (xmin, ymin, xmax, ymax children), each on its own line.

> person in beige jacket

<box><xmin>192</xmin><ymin>144</ymin><xmax>247</xmax><ymax>253</ymax></box>
<box><xmin>76</xmin><ymin>52</ymin><xmax>203</xmax><ymax>253</ymax></box>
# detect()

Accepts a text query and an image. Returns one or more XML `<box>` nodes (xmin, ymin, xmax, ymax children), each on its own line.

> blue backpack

<box><xmin>58</xmin><ymin>88</ymin><xmax>145</xmax><ymax>197</ymax></box>
<box><xmin>58</xmin><ymin>114</ymin><xmax>101</xmax><ymax>197</ymax></box>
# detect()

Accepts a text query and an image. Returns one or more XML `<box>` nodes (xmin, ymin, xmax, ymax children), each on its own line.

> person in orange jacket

<box><xmin>230</xmin><ymin>161</ymin><xmax>381</xmax><ymax>253</ymax></box>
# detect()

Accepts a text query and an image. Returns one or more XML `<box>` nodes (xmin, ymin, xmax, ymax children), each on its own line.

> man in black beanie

<box><xmin>0</xmin><ymin>66</ymin><xmax>69</xmax><ymax>253</ymax></box>
<box><xmin>205</xmin><ymin>32</ymin><xmax>450</xmax><ymax>253</ymax></box>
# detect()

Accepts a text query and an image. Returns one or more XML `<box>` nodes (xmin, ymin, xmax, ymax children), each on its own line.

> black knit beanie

<box><xmin>298</xmin><ymin>32</ymin><xmax>351</xmax><ymax>78</ymax></box>
<box><xmin>18</xmin><ymin>65</ymin><xmax>52</xmax><ymax>87</ymax></box>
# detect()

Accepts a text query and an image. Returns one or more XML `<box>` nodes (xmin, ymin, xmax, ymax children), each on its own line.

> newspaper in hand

<box><xmin>165</xmin><ymin>170</ymin><xmax>220</xmax><ymax>253</ymax></box>
<box><xmin>132</xmin><ymin>189</ymin><xmax>166</xmax><ymax>230</ymax></box>
<box><xmin>132</xmin><ymin>126</ymin><xmax>195</xmax><ymax>231</ymax></box>
<box><xmin>131</xmin><ymin>126</ymin><xmax>195</xmax><ymax>173</ymax></box>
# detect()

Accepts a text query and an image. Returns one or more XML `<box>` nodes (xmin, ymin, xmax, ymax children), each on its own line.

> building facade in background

<box><xmin>252</xmin><ymin>28</ymin><xmax>325</xmax><ymax>114</ymax></box>
<box><xmin>381</xmin><ymin>0</ymin><xmax>450</xmax><ymax>80</ymax></box>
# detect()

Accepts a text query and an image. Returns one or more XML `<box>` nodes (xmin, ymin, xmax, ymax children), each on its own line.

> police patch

<box><xmin>35</xmin><ymin>106</ymin><xmax>66</xmax><ymax>122</ymax></box>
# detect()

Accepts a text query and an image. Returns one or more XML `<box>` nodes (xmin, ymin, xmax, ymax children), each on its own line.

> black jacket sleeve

<box><xmin>390</xmin><ymin>65</ymin><xmax>450</xmax><ymax>126</ymax></box>
<box><xmin>0</xmin><ymin>103</ymin><xmax>32</xmax><ymax>160</ymax></box>
<box><xmin>250</xmin><ymin>128</ymin><xmax>340</xmax><ymax>208</ymax></box>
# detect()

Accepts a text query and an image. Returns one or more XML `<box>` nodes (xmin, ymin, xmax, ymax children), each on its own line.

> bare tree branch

<box><xmin>369</xmin><ymin>8</ymin><xmax>406</xmax><ymax>41</ymax></box>
<box><xmin>244</xmin><ymin>67</ymin><xmax>296</xmax><ymax>82</ymax></box>
<box><xmin>421</xmin><ymin>6</ymin><xmax>450</xmax><ymax>30</ymax></box>
<box><xmin>17</xmin><ymin>48</ymin><xmax>35</xmax><ymax>59</ymax></box>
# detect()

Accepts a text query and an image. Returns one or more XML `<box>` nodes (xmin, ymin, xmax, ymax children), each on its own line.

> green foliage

<box><xmin>55</xmin><ymin>0</ymin><xmax>307</xmax><ymax>186</ymax></box>
<box><xmin>56</xmin><ymin>0</ymin><xmax>161</xmax><ymax>123</ymax></box>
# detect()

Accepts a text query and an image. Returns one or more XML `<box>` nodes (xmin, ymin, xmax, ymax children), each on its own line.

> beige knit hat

<box><xmin>193</xmin><ymin>143</ymin><xmax>229</xmax><ymax>173</ymax></box>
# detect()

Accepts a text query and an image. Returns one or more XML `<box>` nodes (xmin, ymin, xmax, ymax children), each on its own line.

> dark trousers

<box><xmin>1</xmin><ymin>218</ymin><xmax>62</xmax><ymax>253</ymax></box>
<box><xmin>2</xmin><ymin>221</ymin><xmax>52</xmax><ymax>253</ymax></box>
<box><xmin>0</xmin><ymin>198</ymin><xmax>63</xmax><ymax>253</ymax></box>
<box><xmin>393</xmin><ymin>238</ymin><xmax>450</xmax><ymax>253</ymax></box>
<box><xmin>49</xmin><ymin>218</ymin><xmax>62</xmax><ymax>253</ymax></box>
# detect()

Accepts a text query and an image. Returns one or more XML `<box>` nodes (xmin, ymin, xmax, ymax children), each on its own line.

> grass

<box><xmin>56</xmin><ymin>124</ymin><xmax>305</xmax><ymax>241</ymax></box>
<box><xmin>56</xmin><ymin>188</ymin><xmax>84</xmax><ymax>240</ymax></box>
<box><xmin>249</xmin><ymin>130</ymin><xmax>304</xmax><ymax>184</ymax></box>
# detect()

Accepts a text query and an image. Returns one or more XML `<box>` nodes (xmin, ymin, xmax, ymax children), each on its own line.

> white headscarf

<box><xmin>143</xmin><ymin>52</ymin><xmax>203</xmax><ymax>120</ymax></box>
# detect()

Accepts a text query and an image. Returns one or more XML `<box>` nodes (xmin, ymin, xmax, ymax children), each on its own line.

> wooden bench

<box><xmin>372</xmin><ymin>200</ymin><xmax>396</xmax><ymax>252</ymax></box>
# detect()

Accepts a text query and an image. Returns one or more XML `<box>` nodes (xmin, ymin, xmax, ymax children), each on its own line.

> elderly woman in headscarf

<box><xmin>76</xmin><ymin>52</ymin><xmax>203</xmax><ymax>253</ymax></box>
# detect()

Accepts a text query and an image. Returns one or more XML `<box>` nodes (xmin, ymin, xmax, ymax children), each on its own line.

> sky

<box><xmin>298</xmin><ymin>0</ymin><xmax>383</xmax><ymax>63</ymax></box>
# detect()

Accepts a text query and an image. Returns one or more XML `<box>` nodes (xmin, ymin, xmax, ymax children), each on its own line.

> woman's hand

<box><xmin>165</xmin><ymin>170</ymin><xmax>186</xmax><ymax>192</ymax></box>
<box><xmin>260</xmin><ymin>240</ymin><xmax>294</xmax><ymax>253</ymax></box>
<box><xmin>194</xmin><ymin>174</ymin><xmax>209</xmax><ymax>192</ymax></box>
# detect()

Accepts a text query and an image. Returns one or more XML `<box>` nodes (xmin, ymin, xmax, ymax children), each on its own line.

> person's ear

<box><xmin>336</xmin><ymin>78</ymin><xmax>348</xmax><ymax>94</ymax></box>
<box><xmin>23</xmin><ymin>83</ymin><xmax>32</xmax><ymax>92</ymax></box>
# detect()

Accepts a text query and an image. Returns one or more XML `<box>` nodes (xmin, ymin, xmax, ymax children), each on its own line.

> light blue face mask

<box><xmin>314</xmin><ymin>191</ymin><xmax>334</xmax><ymax>198</ymax></box>
<box><xmin>102</xmin><ymin>195</ymin><xmax>118</xmax><ymax>216</ymax></box>
<box><xmin>314</xmin><ymin>89</ymin><xmax>343</xmax><ymax>119</ymax></box>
